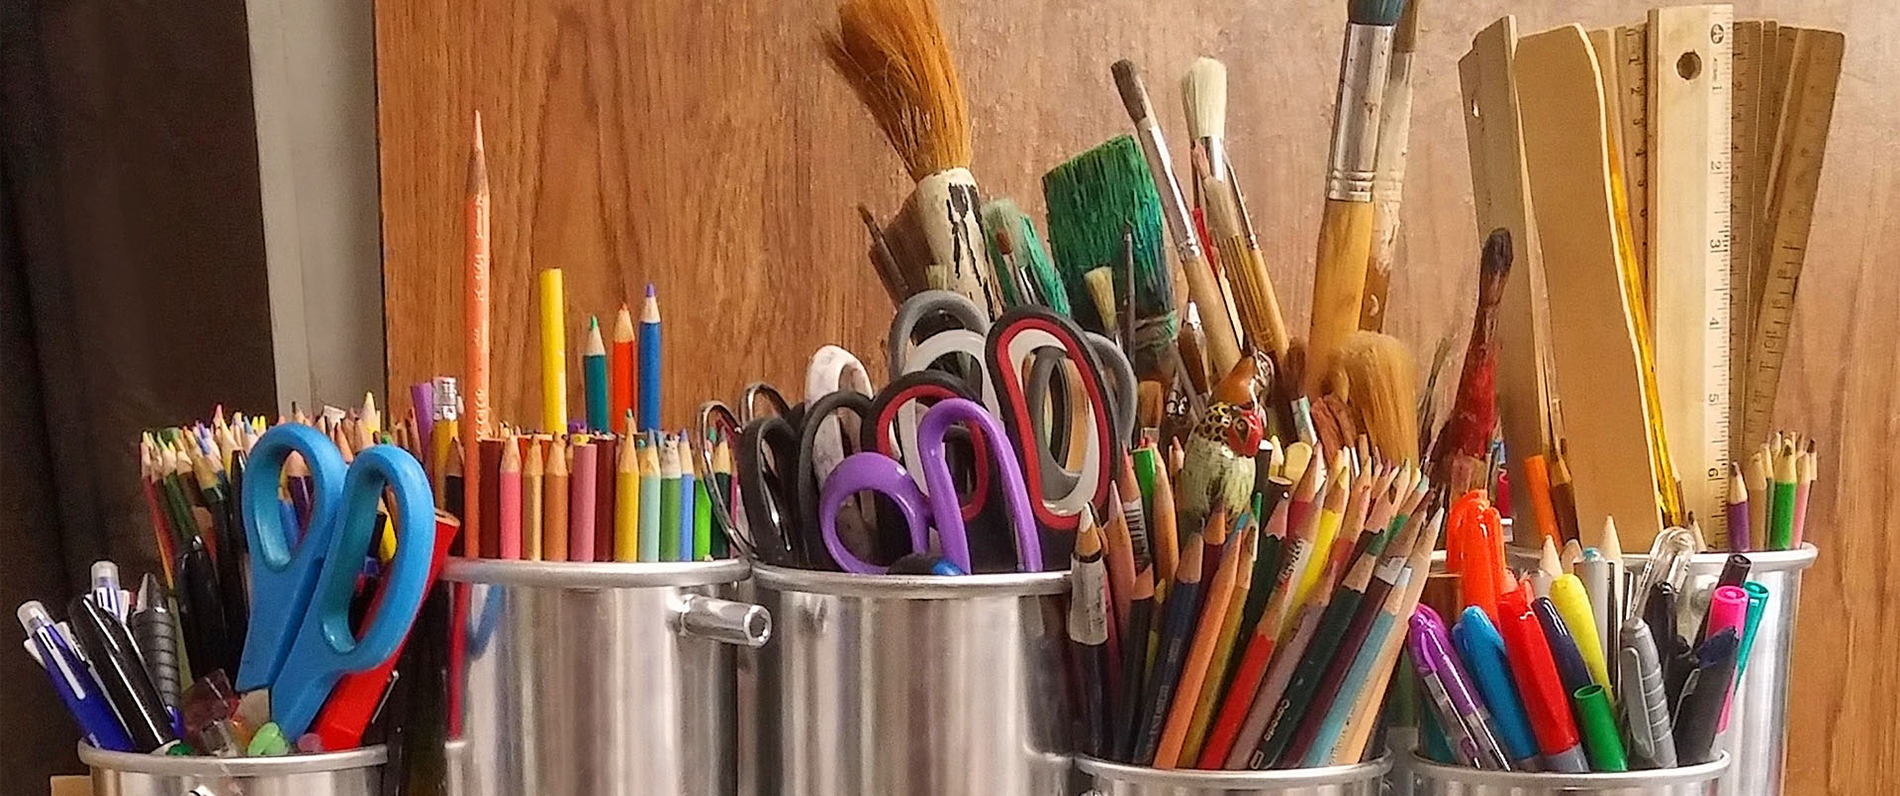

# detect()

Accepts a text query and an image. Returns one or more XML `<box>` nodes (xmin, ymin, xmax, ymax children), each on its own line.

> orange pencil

<box><xmin>545</xmin><ymin>436</ymin><xmax>570</xmax><ymax>561</ymax></box>
<box><xmin>463</xmin><ymin>112</ymin><xmax>492</xmax><ymax>560</ymax></box>
<box><xmin>1154</xmin><ymin>516</ymin><xmax>1249</xmax><ymax>768</ymax></box>
<box><xmin>1102</xmin><ymin>487</ymin><xmax>1138</xmax><ymax>630</ymax></box>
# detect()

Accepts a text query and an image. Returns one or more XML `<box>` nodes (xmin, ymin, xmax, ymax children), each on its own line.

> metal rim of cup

<box><xmin>1486</xmin><ymin>542</ymin><xmax>1818</xmax><ymax>575</ymax></box>
<box><xmin>442</xmin><ymin>556</ymin><xmax>751</xmax><ymax>588</ymax></box>
<box><xmin>751</xmin><ymin>562</ymin><xmax>1068</xmax><ymax>599</ymax></box>
<box><xmin>1409</xmin><ymin>752</ymin><xmax>1729</xmax><ymax>787</ymax></box>
<box><xmin>1074</xmin><ymin>754</ymin><xmax>1392</xmax><ymax>787</ymax></box>
<box><xmin>78</xmin><ymin>742</ymin><xmax>386</xmax><ymax>776</ymax></box>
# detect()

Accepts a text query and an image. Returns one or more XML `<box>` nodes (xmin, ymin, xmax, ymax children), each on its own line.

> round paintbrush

<box><xmin>1181</xmin><ymin>56</ymin><xmax>1229</xmax><ymax>192</ymax></box>
<box><xmin>825</xmin><ymin>0</ymin><xmax>1001</xmax><ymax>315</ymax></box>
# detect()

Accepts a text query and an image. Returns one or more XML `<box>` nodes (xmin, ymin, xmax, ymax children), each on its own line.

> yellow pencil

<box><xmin>1296</xmin><ymin>451</ymin><xmax>1353</xmax><ymax>610</ymax></box>
<box><xmin>615</xmin><ymin>432</ymin><xmax>641</xmax><ymax>561</ymax></box>
<box><xmin>539</xmin><ymin>267</ymin><xmax>568</xmax><ymax>433</ymax></box>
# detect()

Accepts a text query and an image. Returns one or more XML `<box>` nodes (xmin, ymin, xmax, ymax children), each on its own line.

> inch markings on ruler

<box><xmin>1741</xmin><ymin>28</ymin><xmax>1844</xmax><ymax>453</ymax></box>
<box><xmin>1614</xmin><ymin>23</ymin><xmax>1652</xmax><ymax>293</ymax></box>
<box><xmin>1647</xmin><ymin>4</ymin><xmax>1732</xmax><ymax>534</ymax></box>
<box><xmin>1727</xmin><ymin>20</ymin><xmax>1765</xmax><ymax>456</ymax></box>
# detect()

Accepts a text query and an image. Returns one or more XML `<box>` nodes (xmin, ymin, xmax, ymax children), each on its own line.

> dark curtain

<box><xmin>0</xmin><ymin>0</ymin><xmax>276</xmax><ymax>789</ymax></box>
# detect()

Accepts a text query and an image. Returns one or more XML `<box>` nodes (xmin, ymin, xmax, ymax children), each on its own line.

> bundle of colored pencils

<box><xmin>1425</xmin><ymin>495</ymin><xmax>1771</xmax><ymax>772</ymax></box>
<box><xmin>1072</xmin><ymin>433</ymin><xmax>1442</xmax><ymax>770</ymax></box>
<box><xmin>1727</xmin><ymin>431</ymin><xmax>1820</xmax><ymax>553</ymax></box>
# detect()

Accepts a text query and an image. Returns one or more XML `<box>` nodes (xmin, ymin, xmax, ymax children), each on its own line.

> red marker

<box><xmin>1497</xmin><ymin>590</ymin><xmax>1588</xmax><ymax>772</ymax></box>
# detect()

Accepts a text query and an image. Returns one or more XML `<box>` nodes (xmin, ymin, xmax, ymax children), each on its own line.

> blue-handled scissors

<box><xmin>817</xmin><ymin>397</ymin><xmax>1041</xmax><ymax>574</ymax></box>
<box><xmin>236</xmin><ymin>423</ymin><xmax>436</xmax><ymax>738</ymax></box>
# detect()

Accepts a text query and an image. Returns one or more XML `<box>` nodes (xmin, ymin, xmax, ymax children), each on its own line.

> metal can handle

<box><xmin>671</xmin><ymin>593</ymin><xmax>771</xmax><ymax>648</ymax></box>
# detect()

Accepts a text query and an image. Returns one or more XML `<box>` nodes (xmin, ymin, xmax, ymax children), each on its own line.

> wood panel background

<box><xmin>374</xmin><ymin>0</ymin><xmax>1900</xmax><ymax>789</ymax></box>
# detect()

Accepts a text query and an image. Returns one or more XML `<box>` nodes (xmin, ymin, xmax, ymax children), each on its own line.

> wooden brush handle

<box><xmin>1306</xmin><ymin>199</ymin><xmax>1376</xmax><ymax>394</ymax></box>
<box><xmin>1180</xmin><ymin>251</ymin><xmax>1242</xmax><ymax>377</ymax></box>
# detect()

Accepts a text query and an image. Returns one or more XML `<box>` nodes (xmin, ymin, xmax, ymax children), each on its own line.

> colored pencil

<box><xmin>639</xmin><ymin>284</ymin><xmax>662</xmax><ymax>431</ymax></box>
<box><xmin>465</xmin><ymin>114</ymin><xmax>492</xmax><ymax>567</ymax></box>
<box><xmin>583</xmin><ymin>317</ymin><xmax>609</xmax><ymax>432</ymax></box>
<box><xmin>498</xmin><ymin>435</ymin><xmax>522</xmax><ymax>560</ymax></box>
<box><xmin>678</xmin><ymin>436</ymin><xmax>697</xmax><ymax>562</ymax></box>
<box><xmin>614</xmin><ymin>435</ymin><xmax>641</xmax><ymax>561</ymax></box>
<box><xmin>659</xmin><ymin>435</ymin><xmax>682</xmax><ymax>561</ymax></box>
<box><xmin>1134</xmin><ymin>533</ymin><xmax>1206</xmax><ymax>764</ymax></box>
<box><xmin>639</xmin><ymin>440</ymin><xmax>662</xmax><ymax>562</ymax></box>
<box><xmin>1166</xmin><ymin>518</ymin><xmax>1254</xmax><ymax>766</ymax></box>
<box><xmin>538</xmin><ymin>268</ymin><xmax>567</xmax><ymax>437</ymax></box>
<box><xmin>611</xmin><ymin>305</ymin><xmax>636</xmax><ymax>429</ymax></box>
<box><xmin>544</xmin><ymin>437</ymin><xmax>569</xmax><ymax>561</ymax></box>
<box><xmin>569</xmin><ymin>438</ymin><xmax>598</xmax><ymax>563</ymax></box>
<box><xmin>1071</xmin><ymin>518</ymin><xmax>1113</xmax><ymax>758</ymax></box>
<box><xmin>524</xmin><ymin>437</ymin><xmax>545</xmax><ymax>560</ymax></box>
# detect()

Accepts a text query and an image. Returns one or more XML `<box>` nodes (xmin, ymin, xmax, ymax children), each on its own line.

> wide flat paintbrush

<box><xmin>1306</xmin><ymin>0</ymin><xmax>1406</xmax><ymax>394</ymax></box>
<box><xmin>1112</xmin><ymin>59</ymin><xmax>1243</xmax><ymax>376</ymax></box>
<box><xmin>1043</xmin><ymin>135</ymin><xmax>1175</xmax><ymax>368</ymax></box>
<box><xmin>825</xmin><ymin>0</ymin><xmax>1002</xmax><ymax>315</ymax></box>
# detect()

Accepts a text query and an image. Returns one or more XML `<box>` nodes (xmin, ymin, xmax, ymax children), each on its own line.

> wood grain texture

<box><xmin>375</xmin><ymin>0</ymin><xmax>1900</xmax><ymax>790</ymax></box>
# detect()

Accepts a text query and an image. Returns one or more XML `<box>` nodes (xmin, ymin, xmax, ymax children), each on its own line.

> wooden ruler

<box><xmin>1512</xmin><ymin>23</ymin><xmax>1666</xmax><ymax>548</ymax></box>
<box><xmin>1460</xmin><ymin>16</ymin><xmax>1552</xmax><ymax>535</ymax></box>
<box><xmin>1727</xmin><ymin>19</ymin><xmax>1767</xmax><ymax>453</ymax></box>
<box><xmin>1647</xmin><ymin>5</ymin><xmax>1733</xmax><ymax>532</ymax></box>
<box><xmin>1612</xmin><ymin>24</ymin><xmax>1651</xmax><ymax>305</ymax></box>
<box><xmin>1740</xmin><ymin>28</ymin><xmax>1844</xmax><ymax>450</ymax></box>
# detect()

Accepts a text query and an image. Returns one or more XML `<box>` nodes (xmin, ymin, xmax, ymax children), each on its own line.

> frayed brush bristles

<box><xmin>1326</xmin><ymin>331</ymin><xmax>1419</xmax><ymax>464</ymax></box>
<box><xmin>981</xmin><ymin>199</ymin><xmax>1071</xmax><ymax>316</ymax></box>
<box><xmin>1181</xmin><ymin>57</ymin><xmax>1227</xmax><ymax>142</ymax></box>
<box><xmin>1042</xmin><ymin>135</ymin><xmax>1173</xmax><ymax>329</ymax></box>
<box><xmin>824</xmin><ymin>0</ymin><xmax>971</xmax><ymax>180</ymax></box>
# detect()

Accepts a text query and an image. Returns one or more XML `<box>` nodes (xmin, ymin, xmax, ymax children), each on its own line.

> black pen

<box><xmin>128</xmin><ymin>574</ymin><xmax>181</xmax><ymax>711</ymax></box>
<box><xmin>1673</xmin><ymin>628</ymin><xmax>1740</xmax><ymax>764</ymax></box>
<box><xmin>1643</xmin><ymin>581</ymin><xmax>1692</xmax><ymax>704</ymax></box>
<box><xmin>68</xmin><ymin>595</ymin><xmax>176</xmax><ymax>751</ymax></box>
<box><xmin>176</xmin><ymin>536</ymin><xmax>237</xmax><ymax>677</ymax></box>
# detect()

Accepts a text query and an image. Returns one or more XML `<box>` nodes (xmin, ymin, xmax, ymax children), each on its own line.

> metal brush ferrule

<box><xmin>1197</xmin><ymin>137</ymin><xmax>1229</xmax><ymax>192</ymax></box>
<box><xmin>1135</xmin><ymin>118</ymin><xmax>1204</xmax><ymax>263</ymax></box>
<box><xmin>1325</xmin><ymin>23</ymin><xmax>1396</xmax><ymax>202</ymax></box>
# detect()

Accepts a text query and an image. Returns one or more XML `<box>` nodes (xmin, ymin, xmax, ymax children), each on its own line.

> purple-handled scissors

<box><xmin>817</xmin><ymin>398</ymin><xmax>1041</xmax><ymax>574</ymax></box>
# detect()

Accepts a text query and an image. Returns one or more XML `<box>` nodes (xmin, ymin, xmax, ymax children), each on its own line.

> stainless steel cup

<box><xmin>746</xmin><ymin>564</ymin><xmax>1073</xmax><ymax>796</ymax></box>
<box><xmin>1666</xmin><ymin>544</ymin><xmax>1816</xmax><ymax>796</ymax></box>
<box><xmin>81</xmin><ymin>743</ymin><xmax>383</xmax><ymax>796</ymax></box>
<box><xmin>1076</xmin><ymin>756</ymin><xmax>1391</xmax><ymax>796</ymax></box>
<box><xmin>1410</xmin><ymin>753</ymin><xmax>1728</xmax><ymax>796</ymax></box>
<box><xmin>446</xmin><ymin>558</ymin><xmax>769</xmax><ymax>796</ymax></box>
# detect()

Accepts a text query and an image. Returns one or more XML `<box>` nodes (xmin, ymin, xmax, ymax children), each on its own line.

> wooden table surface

<box><xmin>373</xmin><ymin>0</ymin><xmax>1900</xmax><ymax>789</ymax></box>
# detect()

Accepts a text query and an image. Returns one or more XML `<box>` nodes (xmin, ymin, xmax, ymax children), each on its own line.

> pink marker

<box><xmin>1704</xmin><ymin>585</ymin><xmax>1748</xmax><ymax>730</ymax></box>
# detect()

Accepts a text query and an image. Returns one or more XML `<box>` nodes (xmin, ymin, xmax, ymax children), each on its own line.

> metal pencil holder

<box><xmin>1653</xmin><ymin>544</ymin><xmax>1816</xmax><ymax>796</ymax></box>
<box><xmin>744</xmin><ymin>563</ymin><xmax>1073</xmax><ymax>796</ymax></box>
<box><xmin>446</xmin><ymin>558</ymin><xmax>770</xmax><ymax>796</ymax></box>
<box><xmin>80</xmin><ymin>743</ymin><xmax>384</xmax><ymax>796</ymax></box>
<box><xmin>1409</xmin><ymin>753</ymin><xmax>1729</xmax><ymax>796</ymax></box>
<box><xmin>1076</xmin><ymin>756</ymin><xmax>1391</xmax><ymax>796</ymax></box>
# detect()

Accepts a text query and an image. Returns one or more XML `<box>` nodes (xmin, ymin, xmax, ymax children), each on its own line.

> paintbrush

<box><xmin>981</xmin><ymin>199</ymin><xmax>1069</xmax><ymax>315</ymax></box>
<box><xmin>1305</xmin><ymin>0</ymin><xmax>1406</xmax><ymax>393</ymax></box>
<box><xmin>1324</xmin><ymin>331</ymin><xmax>1419</xmax><ymax>464</ymax></box>
<box><xmin>1428</xmin><ymin>229</ymin><xmax>1512</xmax><ymax>491</ymax></box>
<box><xmin>1357</xmin><ymin>0</ymin><xmax>1423</xmax><ymax>332</ymax></box>
<box><xmin>1112</xmin><ymin>59</ymin><xmax>1243</xmax><ymax>375</ymax></box>
<box><xmin>1043</xmin><ymin>136</ymin><xmax>1176</xmax><ymax>367</ymax></box>
<box><xmin>825</xmin><ymin>0</ymin><xmax>1002</xmax><ymax>315</ymax></box>
<box><xmin>1182</xmin><ymin>56</ymin><xmax>1230</xmax><ymax>200</ymax></box>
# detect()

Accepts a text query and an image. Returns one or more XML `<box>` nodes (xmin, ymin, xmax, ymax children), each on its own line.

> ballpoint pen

<box><xmin>1674</xmin><ymin>629</ymin><xmax>1740</xmax><ymax>765</ymax></box>
<box><xmin>1497</xmin><ymin>591</ymin><xmax>1587</xmax><ymax>773</ymax></box>
<box><xmin>90</xmin><ymin>561</ymin><xmax>126</xmax><ymax>622</ymax></box>
<box><xmin>1450</xmin><ymin>607</ymin><xmax>1541</xmax><ymax>769</ymax></box>
<box><xmin>19</xmin><ymin>601</ymin><xmax>133</xmax><ymax>751</ymax></box>
<box><xmin>1628</xmin><ymin>526</ymin><xmax>1698</xmax><ymax>621</ymax></box>
<box><xmin>68</xmin><ymin>596</ymin><xmax>177</xmax><ymax>751</ymax></box>
<box><xmin>1645</xmin><ymin>582</ymin><xmax>1693</xmax><ymax>703</ymax></box>
<box><xmin>1409</xmin><ymin>606</ymin><xmax>1510</xmax><ymax>769</ymax></box>
<box><xmin>1617</xmin><ymin>616</ymin><xmax>1677</xmax><ymax>768</ymax></box>
<box><xmin>129</xmin><ymin>574</ymin><xmax>182</xmax><ymax>712</ymax></box>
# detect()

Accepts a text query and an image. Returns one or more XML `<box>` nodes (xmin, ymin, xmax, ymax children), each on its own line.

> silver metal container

<box><xmin>1668</xmin><ymin>544</ymin><xmax>1816</xmax><ymax>796</ymax></box>
<box><xmin>746</xmin><ymin>564</ymin><xmax>1073</xmax><ymax>796</ymax></box>
<box><xmin>446</xmin><ymin>558</ymin><xmax>769</xmax><ymax>796</ymax></box>
<box><xmin>81</xmin><ymin>743</ymin><xmax>383</xmax><ymax>796</ymax></box>
<box><xmin>1410</xmin><ymin>754</ymin><xmax>1728</xmax><ymax>796</ymax></box>
<box><xmin>1076</xmin><ymin>756</ymin><xmax>1391</xmax><ymax>796</ymax></box>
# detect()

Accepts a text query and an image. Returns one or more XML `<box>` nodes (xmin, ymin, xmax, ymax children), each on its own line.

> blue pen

<box><xmin>18</xmin><ymin>601</ymin><xmax>133</xmax><ymax>751</ymax></box>
<box><xmin>1452</xmin><ymin>606</ymin><xmax>1542</xmax><ymax>770</ymax></box>
<box><xmin>90</xmin><ymin>561</ymin><xmax>125</xmax><ymax>622</ymax></box>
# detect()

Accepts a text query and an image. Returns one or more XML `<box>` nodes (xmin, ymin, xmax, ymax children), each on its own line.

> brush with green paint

<box><xmin>1043</xmin><ymin>134</ymin><xmax>1176</xmax><ymax>368</ymax></box>
<box><xmin>981</xmin><ymin>199</ymin><xmax>1071</xmax><ymax>316</ymax></box>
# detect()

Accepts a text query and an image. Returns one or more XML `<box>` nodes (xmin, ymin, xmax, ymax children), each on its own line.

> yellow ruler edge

<box><xmin>1741</xmin><ymin>28</ymin><xmax>1845</xmax><ymax>450</ymax></box>
<box><xmin>1647</xmin><ymin>5</ymin><xmax>1733</xmax><ymax>533</ymax></box>
<box><xmin>1613</xmin><ymin>23</ymin><xmax>1652</xmax><ymax>314</ymax></box>
<box><xmin>1512</xmin><ymin>23</ymin><xmax>1666</xmax><ymax>548</ymax></box>
<box><xmin>1461</xmin><ymin>15</ymin><xmax>1553</xmax><ymax>539</ymax></box>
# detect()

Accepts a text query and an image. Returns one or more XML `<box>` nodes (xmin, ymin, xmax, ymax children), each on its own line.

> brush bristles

<box><xmin>824</xmin><ymin>0</ymin><xmax>971</xmax><ymax>180</ymax></box>
<box><xmin>1110</xmin><ymin>59</ymin><xmax>1155</xmax><ymax>125</ymax></box>
<box><xmin>1181</xmin><ymin>57</ymin><xmax>1228</xmax><ymax>142</ymax></box>
<box><xmin>1328</xmin><ymin>331</ymin><xmax>1419</xmax><ymax>463</ymax></box>
<box><xmin>1348</xmin><ymin>0</ymin><xmax>1405</xmax><ymax>26</ymax></box>
<box><xmin>1042</xmin><ymin>135</ymin><xmax>1173</xmax><ymax>328</ymax></box>
<box><xmin>981</xmin><ymin>199</ymin><xmax>1071</xmax><ymax>316</ymax></box>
